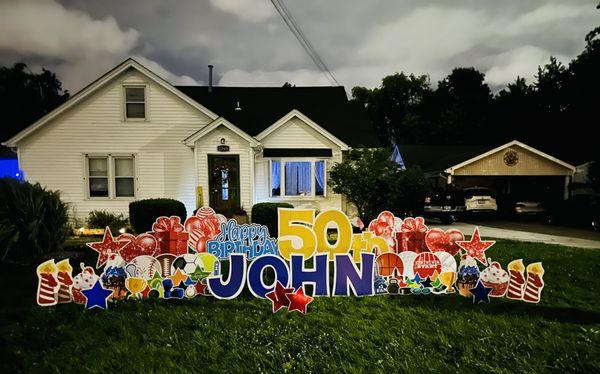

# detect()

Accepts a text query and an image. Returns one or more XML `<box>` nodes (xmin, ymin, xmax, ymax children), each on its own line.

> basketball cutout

<box><xmin>376</xmin><ymin>253</ymin><xmax>404</xmax><ymax>277</ymax></box>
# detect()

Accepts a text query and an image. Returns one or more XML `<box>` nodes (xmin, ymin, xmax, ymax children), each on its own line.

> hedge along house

<box><xmin>2</xmin><ymin>59</ymin><xmax>378</xmax><ymax>223</ymax></box>
<box><xmin>399</xmin><ymin>140</ymin><xmax>576</xmax><ymax>207</ymax></box>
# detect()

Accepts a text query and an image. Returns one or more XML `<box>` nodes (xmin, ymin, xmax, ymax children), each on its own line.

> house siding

<box><xmin>254</xmin><ymin>116</ymin><xmax>344</xmax><ymax>212</ymax></box>
<box><xmin>453</xmin><ymin>145</ymin><xmax>572</xmax><ymax>176</ymax></box>
<box><xmin>17</xmin><ymin>69</ymin><xmax>212</xmax><ymax>224</ymax></box>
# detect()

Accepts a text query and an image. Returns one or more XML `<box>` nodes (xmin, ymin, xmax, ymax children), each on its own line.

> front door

<box><xmin>208</xmin><ymin>155</ymin><xmax>240</xmax><ymax>216</ymax></box>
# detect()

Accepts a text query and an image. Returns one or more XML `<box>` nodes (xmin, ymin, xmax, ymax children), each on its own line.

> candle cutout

<box><xmin>506</xmin><ymin>259</ymin><xmax>526</xmax><ymax>300</ymax></box>
<box><xmin>56</xmin><ymin>259</ymin><xmax>73</xmax><ymax>303</ymax></box>
<box><xmin>523</xmin><ymin>262</ymin><xmax>545</xmax><ymax>303</ymax></box>
<box><xmin>36</xmin><ymin>259</ymin><xmax>59</xmax><ymax>306</ymax></box>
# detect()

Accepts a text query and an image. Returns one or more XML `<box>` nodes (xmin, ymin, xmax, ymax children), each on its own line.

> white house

<box><xmin>2</xmin><ymin>59</ymin><xmax>378</xmax><ymax>223</ymax></box>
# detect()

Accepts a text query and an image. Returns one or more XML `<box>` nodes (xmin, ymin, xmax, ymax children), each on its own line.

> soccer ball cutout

<box><xmin>172</xmin><ymin>253</ymin><xmax>199</xmax><ymax>275</ymax></box>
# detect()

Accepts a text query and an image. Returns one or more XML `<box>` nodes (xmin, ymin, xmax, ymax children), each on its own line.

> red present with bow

<box><xmin>151</xmin><ymin>216</ymin><xmax>189</xmax><ymax>255</ymax></box>
<box><xmin>397</xmin><ymin>217</ymin><xmax>428</xmax><ymax>253</ymax></box>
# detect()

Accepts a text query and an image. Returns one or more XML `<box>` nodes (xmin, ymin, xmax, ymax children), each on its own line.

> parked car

<box><xmin>514</xmin><ymin>201</ymin><xmax>547</xmax><ymax>216</ymax></box>
<box><xmin>423</xmin><ymin>187</ymin><xmax>466</xmax><ymax>223</ymax></box>
<box><xmin>464</xmin><ymin>187</ymin><xmax>498</xmax><ymax>213</ymax></box>
<box><xmin>546</xmin><ymin>194</ymin><xmax>600</xmax><ymax>231</ymax></box>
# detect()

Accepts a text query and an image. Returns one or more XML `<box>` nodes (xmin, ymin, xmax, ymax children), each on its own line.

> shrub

<box><xmin>329</xmin><ymin>148</ymin><xmax>428</xmax><ymax>222</ymax></box>
<box><xmin>0</xmin><ymin>177</ymin><xmax>69</xmax><ymax>262</ymax></box>
<box><xmin>129</xmin><ymin>198</ymin><xmax>186</xmax><ymax>234</ymax></box>
<box><xmin>251</xmin><ymin>202</ymin><xmax>294</xmax><ymax>237</ymax></box>
<box><xmin>87</xmin><ymin>210</ymin><xmax>128</xmax><ymax>234</ymax></box>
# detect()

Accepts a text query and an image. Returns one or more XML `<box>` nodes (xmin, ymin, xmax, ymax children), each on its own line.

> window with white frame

<box><xmin>124</xmin><ymin>86</ymin><xmax>146</xmax><ymax>119</ymax></box>
<box><xmin>270</xmin><ymin>160</ymin><xmax>326</xmax><ymax>197</ymax></box>
<box><xmin>88</xmin><ymin>157</ymin><xmax>109</xmax><ymax>197</ymax></box>
<box><xmin>86</xmin><ymin>155</ymin><xmax>135</xmax><ymax>198</ymax></box>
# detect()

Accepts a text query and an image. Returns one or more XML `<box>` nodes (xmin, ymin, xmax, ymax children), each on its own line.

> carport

<box><xmin>444</xmin><ymin>141</ymin><xmax>576</xmax><ymax>204</ymax></box>
<box><xmin>398</xmin><ymin>140</ymin><xmax>577</xmax><ymax>209</ymax></box>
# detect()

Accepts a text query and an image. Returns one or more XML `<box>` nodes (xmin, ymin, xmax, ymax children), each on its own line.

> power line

<box><xmin>271</xmin><ymin>0</ymin><xmax>339</xmax><ymax>86</ymax></box>
<box><xmin>270</xmin><ymin>0</ymin><xmax>340</xmax><ymax>86</ymax></box>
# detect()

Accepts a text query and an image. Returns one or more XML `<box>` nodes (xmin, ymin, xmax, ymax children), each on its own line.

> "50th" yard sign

<box><xmin>36</xmin><ymin>208</ymin><xmax>545</xmax><ymax>314</ymax></box>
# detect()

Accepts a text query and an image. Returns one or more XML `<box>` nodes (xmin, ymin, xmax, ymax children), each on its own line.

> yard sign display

<box><xmin>35</xmin><ymin>208</ymin><xmax>545</xmax><ymax>313</ymax></box>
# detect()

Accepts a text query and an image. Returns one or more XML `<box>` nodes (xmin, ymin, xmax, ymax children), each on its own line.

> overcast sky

<box><xmin>0</xmin><ymin>0</ymin><xmax>597</xmax><ymax>93</ymax></box>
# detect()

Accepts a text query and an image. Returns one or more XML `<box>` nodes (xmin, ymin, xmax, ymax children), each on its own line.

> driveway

<box><xmin>434</xmin><ymin>220</ymin><xmax>600</xmax><ymax>249</ymax></box>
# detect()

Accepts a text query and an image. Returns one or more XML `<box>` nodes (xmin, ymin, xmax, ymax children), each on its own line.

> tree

<box><xmin>587</xmin><ymin>161</ymin><xmax>600</xmax><ymax>192</ymax></box>
<box><xmin>430</xmin><ymin>67</ymin><xmax>493</xmax><ymax>144</ymax></box>
<box><xmin>329</xmin><ymin>148</ymin><xmax>427</xmax><ymax>222</ymax></box>
<box><xmin>584</xmin><ymin>2</ymin><xmax>600</xmax><ymax>44</ymax></box>
<box><xmin>351</xmin><ymin>73</ymin><xmax>431</xmax><ymax>145</ymax></box>
<box><xmin>0</xmin><ymin>63</ymin><xmax>69</xmax><ymax>142</ymax></box>
<box><xmin>491</xmin><ymin>77</ymin><xmax>538</xmax><ymax>144</ymax></box>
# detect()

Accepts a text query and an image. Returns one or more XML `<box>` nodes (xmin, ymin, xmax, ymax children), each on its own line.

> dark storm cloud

<box><xmin>1</xmin><ymin>0</ymin><xmax>597</xmax><ymax>91</ymax></box>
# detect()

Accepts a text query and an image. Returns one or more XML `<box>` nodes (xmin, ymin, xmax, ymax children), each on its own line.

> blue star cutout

<box><xmin>421</xmin><ymin>276</ymin><xmax>433</xmax><ymax>288</ymax></box>
<box><xmin>411</xmin><ymin>274</ymin><xmax>423</xmax><ymax>284</ymax></box>
<box><xmin>469</xmin><ymin>280</ymin><xmax>492</xmax><ymax>304</ymax></box>
<box><xmin>81</xmin><ymin>280</ymin><xmax>113</xmax><ymax>309</ymax></box>
<box><xmin>183</xmin><ymin>276</ymin><xmax>197</xmax><ymax>287</ymax></box>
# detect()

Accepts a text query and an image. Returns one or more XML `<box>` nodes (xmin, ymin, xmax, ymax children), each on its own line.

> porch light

<box><xmin>220</xmin><ymin>138</ymin><xmax>226</xmax><ymax>144</ymax></box>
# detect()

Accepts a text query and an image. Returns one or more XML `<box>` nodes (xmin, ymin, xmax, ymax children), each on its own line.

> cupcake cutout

<box><xmin>456</xmin><ymin>255</ymin><xmax>479</xmax><ymax>297</ymax></box>
<box><xmin>480</xmin><ymin>258</ymin><xmax>509</xmax><ymax>297</ymax></box>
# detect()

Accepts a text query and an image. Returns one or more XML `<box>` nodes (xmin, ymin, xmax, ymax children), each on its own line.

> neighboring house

<box><xmin>398</xmin><ymin>140</ymin><xmax>577</xmax><ymax>202</ymax></box>
<box><xmin>2</xmin><ymin>59</ymin><xmax>378</xmax><ymax>222</ymax></box>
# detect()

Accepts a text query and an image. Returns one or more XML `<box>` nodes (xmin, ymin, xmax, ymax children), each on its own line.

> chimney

<box><xmin>208</xmin><ymin>65</ymin><xmax>214</xmax><ymax>92</ymax></box>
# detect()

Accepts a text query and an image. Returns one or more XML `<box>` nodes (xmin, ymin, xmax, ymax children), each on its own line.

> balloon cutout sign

<box><xmin>35</xmin><ymin>208</ymin><xmax>545</xmax><ymax>313</ymax></box>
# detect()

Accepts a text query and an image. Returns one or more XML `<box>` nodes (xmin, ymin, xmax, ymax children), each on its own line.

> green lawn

<box><xmin>1</xmin><ymin>240</ymin><xmax>599</xmax><ymax>372</ymax></box>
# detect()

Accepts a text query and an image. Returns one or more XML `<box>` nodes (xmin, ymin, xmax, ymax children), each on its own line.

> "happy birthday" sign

<box><xmin>35</xmin><ymin>208</ymin><xmax>545</xmax><ymax>314</ymax></box>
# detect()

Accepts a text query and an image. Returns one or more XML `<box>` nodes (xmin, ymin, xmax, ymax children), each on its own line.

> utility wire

<box><xmin>270</xmin><ymin>0</ymin><xmax>340</xmax><ymax>86</ymax></box>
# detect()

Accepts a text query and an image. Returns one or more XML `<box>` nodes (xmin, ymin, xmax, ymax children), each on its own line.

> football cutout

<box><xmin>156</xmin><ymin>254</ymin><xmax>176</xmax><ymax>278</ymax></box>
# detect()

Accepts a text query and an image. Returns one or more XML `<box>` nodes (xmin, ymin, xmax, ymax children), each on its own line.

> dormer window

<box><xmin>124</xmin><ymin>86</ymin><xmax>146</xmax><ymax>119</ymax></box>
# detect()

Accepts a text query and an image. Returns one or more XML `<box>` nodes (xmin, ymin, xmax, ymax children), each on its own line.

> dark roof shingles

<box><xmin>175</xmin><ymin>86</ymin><xmax>379</xmax><ymax>147</ymax></box>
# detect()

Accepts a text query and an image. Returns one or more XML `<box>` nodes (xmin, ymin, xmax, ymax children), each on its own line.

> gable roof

<box><xmin>2</xmin><ymin>58</ymin><xmax>218</xmax><ymax>147</ymax></box>
<box><xmin>183</xmin><ymin>117</ymin><xmax>259</xmax><ymax>147</ymax></box>
<box><xmin>175</xmin><ymin>86</ymin><xmax>379</xmax><ymax>148</ymax></box>
<box><xmin>445</xmin><ymin>140</ymin><xmax>575</xmax><ymax>173</ymax></box>
<box><xmin>399</xmin><ymin>140</ymin><xmax>575</xmax><ymax>173</ymax></box>
<box><xmin>255</xmin><ymin>109</ymin><xmax>349</xmax><ymax>150</ymax></box>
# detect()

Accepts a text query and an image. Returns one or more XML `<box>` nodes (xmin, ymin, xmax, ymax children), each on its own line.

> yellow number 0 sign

<box><xmin>278</xmin><ymin>208</ymin><xmax>356</xmax><ymax>261</ymax></box>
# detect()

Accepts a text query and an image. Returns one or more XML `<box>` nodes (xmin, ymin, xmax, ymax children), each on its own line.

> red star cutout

<box><xmin>285</xmin><ymin>287</ymin><xmax>314</xmax><ymax>314</ymax></box>
<box><xmin>265</xmin><ymin>281</ymin><xmax>294</xmax><ymax>313</ymax></box>
<box><xmin>86</xmin><ymin>227</ymin><xmax>127</xmax><ymax>268</ymax></box>
<box><xmin>195</xmin><ymin>281</ymin><xmax>207</xmax><ymax>296</ymax></box>
<box><xmin>456</xmin><ymin>227</ymin><xmax>495</xmax><ymax>266</ymax></box>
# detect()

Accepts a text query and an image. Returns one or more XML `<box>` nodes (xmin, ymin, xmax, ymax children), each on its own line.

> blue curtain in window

<box><xmin>271</xmin><ymin>161</ymin><xmax>280</xmax><ymax>196</ymax></box>
<box><xmin>285</xmin><ymin>162</ymin><xmax>311</xmax><ymax>195</ymax></box>
<box><xmin>315</xmin><ymin>161</ymin><xmax>325</xmax><ymax>195</ymax></box>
